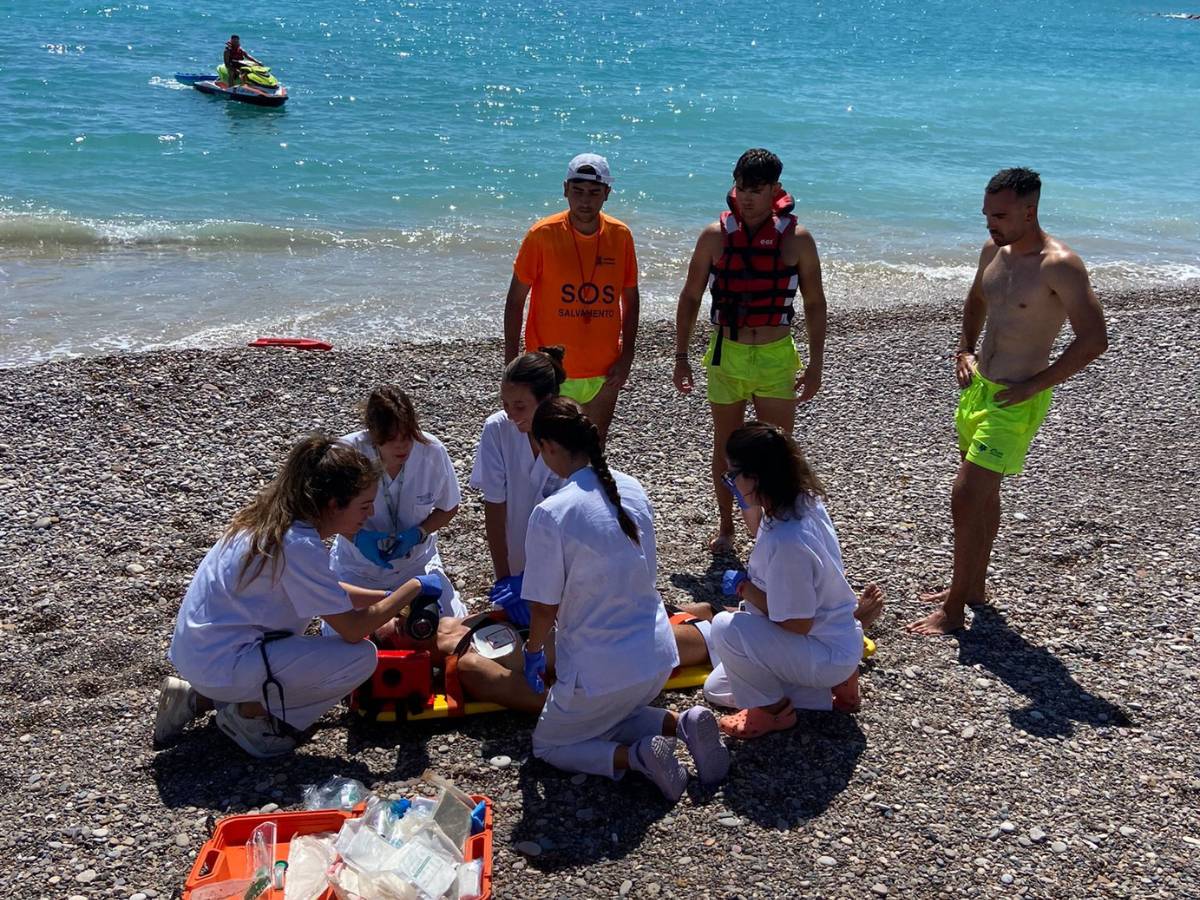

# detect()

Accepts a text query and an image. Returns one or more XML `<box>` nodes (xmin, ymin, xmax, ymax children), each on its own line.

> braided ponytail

<box><xmin>532</xmin><ymin>397</ymin><xmax>640</xmax><ymax>545</ymax></box>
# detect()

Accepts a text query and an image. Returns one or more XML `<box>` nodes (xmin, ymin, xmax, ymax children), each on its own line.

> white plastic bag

<box><xmin>284</xmin><ymin>832</ymin><xmax>337</xmax><ymax>900</ymax></box>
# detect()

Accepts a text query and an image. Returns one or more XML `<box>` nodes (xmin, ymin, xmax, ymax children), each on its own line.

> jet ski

<box><xmin>175</xmin><ymin>63</ymin><xmax>287</xmax><ymax>107</ymax></box>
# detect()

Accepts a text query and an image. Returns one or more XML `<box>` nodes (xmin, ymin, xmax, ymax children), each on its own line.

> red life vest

<box><xmin>707</xmin><ymin>187</ymin><xmax>799</xmax><ymax>365</ymax></box>
<box><xmin>225</xmin><ymin>42</ymin><xmax>247</xmax><ymax>69</ymax></box>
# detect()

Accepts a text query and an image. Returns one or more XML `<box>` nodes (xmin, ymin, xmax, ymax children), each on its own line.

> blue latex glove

<box><xmin>721</xmin><ymin>472</ymin><xmax>750</xmax><ymax>511</ymax></box>
<box><xmin>523</xmin><ymin>647</ymin><xmax>546</xmax><ymax>693</ymax></box>
<box><xmin>470</xmin><ymin>800</ymin><xmax>487</xmax><ymax>835</ymax></box>
<box><xmin>414</xmin><ymin>573</ymin><xmax>443</xmax><ymax>597</ymax></box>
<box><xmin>490</xmin><ymin>574</ymin><xmax>530</xmax><ymax>626</ymax></box>
<box><xmin>353</xmin><ymin>529</ymin><xmax>393</xmax><ymax>568</ymax></box>
<box><xmin>722</xmin><ymin>569</ymin><xmax>749</xmax><ymax>597</ymax></box>
<box><xmin>389</xmin><ymin>526</ymin><xmax>423</xmax><ymax>561</ymax></box>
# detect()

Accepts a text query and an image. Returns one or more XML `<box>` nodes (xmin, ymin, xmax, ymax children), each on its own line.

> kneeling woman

<box><xmin>522</xmin><ymin>398</ymin><xmax>730</xmax><ymax>801</ymax></box>
<box><xmin>154</xmin><ymin>435</ymin><xmax>442</xmax><ymax>758</ymax></box>
<box><xmin>330</xmin><ymin>386</ymin><xmax>465</xmax><ymax>619</ymax></box>
<box><xmin>704</xmin><ymin>422</ymin><xmax>865</xmax><ymax>739</ymax></box>
<box><xmin>469</xmin><ymin>347</ymin><xmax>567</xmax><ymax>624</ymax></box>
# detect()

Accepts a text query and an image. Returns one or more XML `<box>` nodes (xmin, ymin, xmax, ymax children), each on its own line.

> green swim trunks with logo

<box><xmin>955</xmin><ymin>372</ymin><xmax>1053</xmax><ymax>475</ymax></box>
<box><xmin>702</xmin><ymin>333</ymin><xmax>802</xmax><ymax>406</ymax></box>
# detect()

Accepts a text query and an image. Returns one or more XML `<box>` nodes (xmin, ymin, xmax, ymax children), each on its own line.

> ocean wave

<box><xmin>0</xmin><ymin>211</ymin><xmax>514</xmax><ymax>254</ymax></box>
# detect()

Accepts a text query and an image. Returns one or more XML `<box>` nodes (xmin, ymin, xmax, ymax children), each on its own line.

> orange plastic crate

<box><xmin>182</xmin><ymin>795</ymin><xmax>494</xmax><ymax>899</ymax></box>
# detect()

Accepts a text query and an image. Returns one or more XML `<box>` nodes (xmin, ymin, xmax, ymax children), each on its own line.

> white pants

<box><xmin>193</xmin><ymin>635</ymin><xmax>377</xmax><ymax>731</ymax></box>
<box><xmin>688</xmin><ymin>619</ymin><xmax>723</xmax><ymax>668</ymax></box>
<box><xmin>533</xmin><ymin>670</ymin><xmax>671</xmax><ymax>779</ymax></box>
<box><xmin>703</xmin><ymin>611</ymin><xmax>860</xmax><ymax>712</ymax></box>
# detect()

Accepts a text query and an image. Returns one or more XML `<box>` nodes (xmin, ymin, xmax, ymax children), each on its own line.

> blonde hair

<box><xmin>226</xmin><ymin>433</ymin><xmax>379</xmax><ymax>584</ymax></box>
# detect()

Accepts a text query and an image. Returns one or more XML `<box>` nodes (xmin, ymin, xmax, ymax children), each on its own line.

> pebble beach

<box><xmin>1</xmin><ymin>285</ymin><xmax>1197</xmax><ymax>899</ymax></box>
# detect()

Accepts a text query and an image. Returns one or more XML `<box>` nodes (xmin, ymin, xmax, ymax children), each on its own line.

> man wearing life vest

<box><xmin>504</xmin><ymin>153</ymin><xmax>640</xmax><ymax>445</ymax></box>
<box><xmin>673</xmin><ymin>149</ymin><xmax>828</xmax><ymax>553</ymax></box>
<box><xmin>222</xmin><ymin>35</ymin><xmax>260</xmax><ymax>86</ymax></box>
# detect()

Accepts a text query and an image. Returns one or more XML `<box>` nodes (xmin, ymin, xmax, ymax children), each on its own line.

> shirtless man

<box><xmin>674</xmin><ymin>149</ymin><xmax>827</xmax><ymax>553</ymax></box>
<box><xmin>371</xmin><ymin>611</ymin><xmax>715</xmax><ymax>715</ymax></box>
<box><xmin>907</xmin><ymin>167</ymin><xmax>1108</xmax><ymax>636</ymax></box>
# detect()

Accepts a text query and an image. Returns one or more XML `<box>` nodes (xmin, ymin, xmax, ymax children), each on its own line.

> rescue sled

<box><xmin>350</xmin><ymin>612</ymin><xmax>876</xmax><ymax>723</ymax></box>
<box><xmin>247</xmin><ymin>337</ymin><xmax>333</xmax><ymax>351</ymax></box>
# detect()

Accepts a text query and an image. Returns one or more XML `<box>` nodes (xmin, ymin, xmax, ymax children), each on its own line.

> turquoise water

<box><xmin>2</xmin><ymin>1</ymin><xmax>1198</xmax><ymax>365</ymax></box>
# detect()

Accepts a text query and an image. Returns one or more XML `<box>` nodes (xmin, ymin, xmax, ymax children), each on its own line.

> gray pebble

<box><xmin>1001</xmin><ymin>873</ymin><xmax>1014</xmax><ymax>885</ymax></box>
<box><xmin>999</xmin><ymin>820</ymin><xmax>1016</xmax><ymax>833</ymax></box>
<box><xmin>961</xmin><ymin>725</ymin><xmax>976</xmax><ymax>739</ymax></box>
<box><xmin>1029</xmin><ymin>826</ymin><xmax>1047</xmax><ymax>843</ymax></box>
<box><xmin>75</xmin><ymin>869</ymin><xmax>98</xmax><ymax>883</ymax></box>
<box><xmin>817</xmin><ymin>855</ymin><xmax>837</xmax><ymax>866</ymax></box>
<box><xmin>125</xmin><ymin>563</ymin><xmax>145</xmax><ymax>575</ymax></box>
<box><xmin>489</xmin><ymin>755</ymin><xmax>512</xmax><ymax>768</ymax></box>
<box><xmin>1051</xmin><ymin>841</ymin><xmax>1068</xmax><ymax>853</ymax></box>
<box><xmin>871</xmin><ymin>886</ymin><xmax>889</xmax><ymax>897</ymax></box>
<box><xmin>1119</xmin><ymin>825</ymin><xmax>1136</xmax><ymax>837</ymax></box>
<box><xmin>619</xmin><ymin>879</ymin><xmax>633</xmax><ymax>896</ymax></box>
<box><xmin>515</xmin><ymin>840</ymin><xmax>542</xmax><ymax>856</ymax></box>
<box><xmin>718</xmin><ymin>816</ymin><xmax>741</xmax><ymax>827</ymax></box>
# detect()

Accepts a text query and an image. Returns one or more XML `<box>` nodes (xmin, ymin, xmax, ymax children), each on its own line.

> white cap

<box><xmin>565</xmin><ymin>152</ymin><xmax>613</xmax><ymax>186</ymax></box>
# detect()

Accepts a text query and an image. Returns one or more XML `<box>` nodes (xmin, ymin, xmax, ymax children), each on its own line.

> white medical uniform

<box><xmin>703</xmin><ymin>497</ymin><xmax>863</xmax><ymax>712</ymax></box>
<box><xmin>169</xmin><ymin>523</ymin><xmax>377</xmax><ymax>730</ymax></box>
<box><xmin>468</xmin><ymin>410</ymin><xmax>563</xmax><ymax>575</ymax></box>
<box><xmin>523</xmin><ymin>467</ymin><xmax>679</xmax><ymax>779</ymax></box>
<box><xmin>329</xmin><ymin>430</ymin><xmax>466</xmax><ymax>618</ymax></box>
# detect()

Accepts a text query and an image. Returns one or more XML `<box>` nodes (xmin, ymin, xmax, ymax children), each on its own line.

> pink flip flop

<box><xmin>719</xmin><ymin>701</ymin><xmax>797</xmax><ymax>740</ymax></box>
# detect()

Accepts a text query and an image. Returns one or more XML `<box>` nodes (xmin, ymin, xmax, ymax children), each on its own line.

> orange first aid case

<box><xmin>182</xmin><ymin>796</ymin><xmax>494</xmax><ymax>899</ymax></box>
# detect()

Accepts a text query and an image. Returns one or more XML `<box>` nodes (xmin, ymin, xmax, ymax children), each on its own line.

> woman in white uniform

<box><xmin>469</xmin><ymin>347</ymin><xmax>567</xmax><ymax>625</ymax></box>
<box><xmin>521</xmin><ymin>398</ymin><xmax>730</xmax><ymax>801</ymax></box>
<box><xmin>153</xmin><ymin>435</ymin><xmax>443</xmax><ymax>758</ymax></box>
<box><xmin>703</xmin><ymin>422</ymin><xmax>864</xmax><ymax>739</ymax></box>
<box><xmin>329</xmin><ymin>386</ymin><xmax>466</xmax><ymax>619</ymax></box>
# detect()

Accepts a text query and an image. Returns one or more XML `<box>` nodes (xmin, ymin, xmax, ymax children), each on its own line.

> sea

<box><xmin>2</xmin><ymin>0</ymin><xmax>1198</xmax><ymax>367</ymax></box>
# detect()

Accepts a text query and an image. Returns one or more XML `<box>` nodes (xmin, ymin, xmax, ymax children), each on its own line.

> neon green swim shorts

<box><xmin>702</xmin><ymin>333</ymin><xmax>802</xmax><ymax>406</ymax></box>
<box><xmin>956</xmin><ymin>372</ymin><xmax>1052</xmax><ymax>476</ymax></box>
<box><xmin>559</xmin><ymin>375</ymin><xmax>606</xmax><ymax>405</ymax></box>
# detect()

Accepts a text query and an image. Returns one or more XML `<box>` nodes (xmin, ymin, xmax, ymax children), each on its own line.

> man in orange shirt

<box><xmin>504</xmin><ymin>153</ymin><xmax>640</xmax><ymax>443</ymax></box>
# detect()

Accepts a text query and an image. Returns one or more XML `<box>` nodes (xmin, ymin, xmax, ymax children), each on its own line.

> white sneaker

<box><xmin>215</xmin><ymin>705</ymin><xmax>296</xmax><ymax>758</ymax></box>
<box><xmin>153</xmin><ymin>676</ymin><xmax>197</xmax><ymax>747</ymax></box>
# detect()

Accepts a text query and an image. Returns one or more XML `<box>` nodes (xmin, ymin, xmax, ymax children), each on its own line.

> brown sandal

<box><xmin>719</xmin><ymin>700</ymin><xmax>797</xmax><ymax>739</ymax></box>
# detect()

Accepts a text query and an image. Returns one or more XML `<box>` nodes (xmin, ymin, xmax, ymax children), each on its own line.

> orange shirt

<box><xmin>513</xmin><ymin>210</ymin><xmax>638</xmax><ymax>379</ymax></box>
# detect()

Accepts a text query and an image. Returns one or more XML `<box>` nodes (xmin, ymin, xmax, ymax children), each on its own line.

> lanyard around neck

<box><xmin>569</xmin><ymin>219</ymin><xmax>601</xmax><ymax>288</ymax></box>
<box><xmin>378</xmin><ymin>454</ymin><xmax>405</xmax><ymax>537</ymax></box>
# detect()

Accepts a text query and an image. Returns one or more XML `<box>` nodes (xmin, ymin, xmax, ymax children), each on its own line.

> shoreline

<box><xmin>2</xmin><ymin>281</ymin><xmax>1198</xmax><ymax>373</ymax></box>
<box><xmin>0</xmin><ymin>284</ymin><xmax>1197</xmax><ymax>897</ymax></box>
